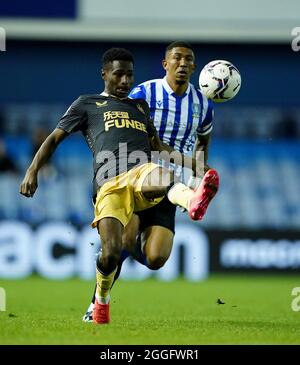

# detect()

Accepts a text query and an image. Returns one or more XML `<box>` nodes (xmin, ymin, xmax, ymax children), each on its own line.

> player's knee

<box><xmin>100</xmin><ymin>252</ymin><xmax>120</xmax><ymax>271</ymax></box>
<box><xmin>122</xmin><ymin>234</ymin><xmax>136</xmax><ymax>252</ymax></box>
<box><xmin>100</xmin><ymin>239</ymin><xmax>122</xmax><ymax>269</ymax></box>
<box><xmin>146</xmin><ymin>255</ymin><xmax>168</xmax><ymax>270</ymax></box>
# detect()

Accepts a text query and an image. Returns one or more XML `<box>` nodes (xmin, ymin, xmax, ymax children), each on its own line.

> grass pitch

<box><xmin>1</xmin><ymin>275</ymin><xmax>300</xmax><ymax>344</ymax></box>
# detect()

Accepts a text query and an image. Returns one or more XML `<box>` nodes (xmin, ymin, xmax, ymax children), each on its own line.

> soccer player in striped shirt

<box><xmin>83</xmin><ymin>41</ymin><xmax>218</xmax><ymax>322</ymax></box>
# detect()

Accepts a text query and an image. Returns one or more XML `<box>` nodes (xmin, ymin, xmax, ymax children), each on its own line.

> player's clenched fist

<box><xmin>19</xmin><ymin>170</ymin><xmax>38</xmax><ymax>197</ymax></box>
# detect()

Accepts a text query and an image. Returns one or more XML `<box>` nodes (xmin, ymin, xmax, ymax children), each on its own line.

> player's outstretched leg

<box><xmin>167</xmin><ymin>169</ymin><xmax>219</xmax><ymax>221</ymax></box>
<box><xmin>188</xmin><ymin>169</ymin><xmax>219</xmax><ymax>220</ymax></box>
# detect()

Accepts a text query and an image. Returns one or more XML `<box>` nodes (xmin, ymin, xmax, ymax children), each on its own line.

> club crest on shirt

<box><xmin>192</xmin><ymin>103</ymin><xmax>200</xmax><ymax>118</ymax></box>
<box><xmin>96</xmin><ymin>101</ymin><xmax>108</xmax><ymax>108</ymax></box>
<box><xmin>136</xmin><ymin>103</ymin><xmax>145</xmax><ymax>115</ymax></box>
<box><xmin>156</xmin><ymin>100</ymin><xmax>163</xmax><ymax>107</ymax></box>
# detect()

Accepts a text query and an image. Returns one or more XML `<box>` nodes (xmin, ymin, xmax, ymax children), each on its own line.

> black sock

<box><xmin>91</xmin><ymin>283</ymin><xmax>97</xmax><ymax>304</ymax></box>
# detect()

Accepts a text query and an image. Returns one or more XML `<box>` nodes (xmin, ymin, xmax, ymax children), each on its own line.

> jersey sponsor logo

<box><xmin>104</xmin><ymin>111</ymin><xmax>129</xmax><ymax>120</ymax></box>
<box><xmin>96</xmin><ymin>101</ymin><xmax>108</xmax><ymax>108</ymax></box>
<box><xmin>192</xmin><ymin>103</ymin><xmax>200</xmax><ymax>118</ymax></box>
<box><xmin>104</xmin><ymin>119</ymin><xmax>147</xmax><ymax>132</ymax></box>
<box><xmin>103</xmin><ymin>110</ymin><xmax>147</xmax><ymax>133</ymax></box>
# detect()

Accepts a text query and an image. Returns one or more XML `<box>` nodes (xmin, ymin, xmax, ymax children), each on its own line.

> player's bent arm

<box><xmin>193</xmin><ymin>133</ymin><xmax>212</xmax><ymax>173</ymax></box>
<box><xmin>19</xmin><ymin>128</ymin><xmax>69</xmax><ymax>197</ymax></box>
<box><xmin>27</xmin><ymin>128</ymin><xmax>68</xmax><ymax>173</ymax></box>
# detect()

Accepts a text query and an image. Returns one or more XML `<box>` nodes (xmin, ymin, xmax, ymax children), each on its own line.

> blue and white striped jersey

<box><xmin>129</xmin><ymin>77</ymin><xmax>214</xmax><ymax>154</ymax></box>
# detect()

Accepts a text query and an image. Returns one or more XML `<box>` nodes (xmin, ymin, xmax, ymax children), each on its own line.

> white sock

<box><xmin>95</xmin><ymin>293</ymin><xmax>110</xmax><ymax>305</ymax></box>
<box><xmin>167</xmin><ymin>182</ymin><xmax>193</xmax><ymax>210</ymax></box>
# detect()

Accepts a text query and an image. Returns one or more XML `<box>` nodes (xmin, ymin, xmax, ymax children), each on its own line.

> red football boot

<box><xmin>93</xmin><ymin>300</ymin><xmax>110</xmax><ymax>324</ymax></box>
<box><xmin>188</xmin><ymin>169</ymin><xmax>219</xmax><ymax>221</ymax></box>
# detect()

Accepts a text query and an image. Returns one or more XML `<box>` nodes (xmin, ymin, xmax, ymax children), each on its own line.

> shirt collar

<box><xmin>162</xmin><ymin>76</ymin><xmax>191</xmax><ymax>98</ymax></box>
<box><xmin>100</xmin><ymin>91</ymin><xmax>128</xmax><ymax>100</ymax></box>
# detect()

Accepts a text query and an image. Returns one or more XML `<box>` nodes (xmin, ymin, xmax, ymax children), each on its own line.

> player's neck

<box><xmin>166</xmin><ymin>76</ymin><xmax>188</xmax><ymax>96</ymax></box>
<box><xmin>101</xmin><ymin>90</ymin><xmax>128</xmax><ymax>100</ymax></box>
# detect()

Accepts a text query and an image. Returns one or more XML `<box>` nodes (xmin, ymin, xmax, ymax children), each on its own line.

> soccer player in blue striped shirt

<box><xmin>130</xmin><ymin>43</ymin><xmax>213</xmax><ymax>157</ymax></box>
<box><xmin>83</xmin><ymin>41</ymin><xmax>217</xmax><ymax>322</ymax></box>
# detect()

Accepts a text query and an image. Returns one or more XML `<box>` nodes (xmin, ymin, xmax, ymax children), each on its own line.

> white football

<box><xmin>199</xmin><ymin>60</ymin><xmax>241</xmax><ymax>102</ymax></box>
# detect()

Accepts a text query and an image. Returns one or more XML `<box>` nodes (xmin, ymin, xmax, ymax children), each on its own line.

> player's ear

<box><xmin>162</xmin><ymin>59</ymin><xmax>168</xmax><ymax>71</ymax></box>
<box><xmin>191</xmin><ymin>63</ymin><xmax>197</xmax><ymax>74</ymax></box>
<box><xmin>101</xmin><ymin>68</ymin><xmax>105</xmax><ymax>79</ymax></box>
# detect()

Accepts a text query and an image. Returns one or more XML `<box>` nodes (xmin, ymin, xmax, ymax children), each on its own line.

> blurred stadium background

<box><xmin>0</xmin><ymin>0</ymin><xmax>300</xmax><ymax>311</ymax></box>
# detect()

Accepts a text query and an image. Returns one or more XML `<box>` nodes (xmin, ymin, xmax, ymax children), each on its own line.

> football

<box><xmin>199</xmin><ymin>60</ymin><xmax>241</xmax><ymax>102</ymax></box>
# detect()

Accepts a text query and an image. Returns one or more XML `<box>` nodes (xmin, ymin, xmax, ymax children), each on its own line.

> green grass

<box><xmin>1</xmin><ymin>275</ymin><xmax>300</xmax><ymax>344</ymax></box>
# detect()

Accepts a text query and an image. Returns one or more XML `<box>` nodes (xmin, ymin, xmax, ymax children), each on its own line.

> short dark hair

<box><xmin>165</xmin><ymin>41</ymin><xmax>193</xmax><ymax>55</ymax></box>
<box><xmin>102</xmin><ymin>48</ymin><xmax>134</xmax><ymax>67</ymax></box>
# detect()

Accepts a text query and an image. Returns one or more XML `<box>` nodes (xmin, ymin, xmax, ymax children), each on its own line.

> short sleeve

<box><xmin>196</xmin><ymin>99</ymin><xmax>214</xmax><ymax>136</ymax></box>
<box><xmin>57</xmin><ymin>96</ymin><xmax>86</xmax><ymax>133</ymax></box>
<box><xmin>129</xmin><ymin>84</ymin><xmax>146</xmax><ymax>101</ymax></box>
<box><xmin>137</xmin><ymin>100</ymin><xmax>157</xmax><ymax>137</ymax></box>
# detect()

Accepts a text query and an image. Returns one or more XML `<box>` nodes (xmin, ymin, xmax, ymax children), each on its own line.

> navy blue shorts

<box><xmin>136</xmin><ymin>197</ymin><xmax>176</xmax><ymax>234</ymax></box>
